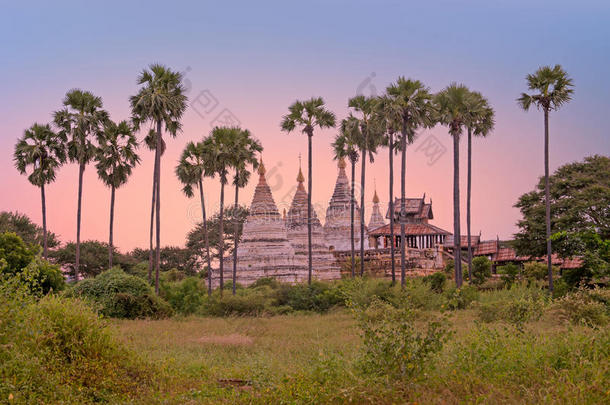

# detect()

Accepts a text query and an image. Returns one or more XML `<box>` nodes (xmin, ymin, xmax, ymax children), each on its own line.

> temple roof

<box><xmin>385</xmin><ymin>195</ymin><xmax>433</xmax><ymax>220</ymax></box>
<box><xmin>287</xmin><ymin>168</ymin><xmax>321</xmax><ymax>229</ymax></box>
<box><xmin>369</xmin><ymin>222</ymin><xmax>450</xmax><ymax>236</ymax></box>
<box><xmin>249</xmin><ymin>159</ymin><xmax>281</xmax><ymax>218</ymax></box>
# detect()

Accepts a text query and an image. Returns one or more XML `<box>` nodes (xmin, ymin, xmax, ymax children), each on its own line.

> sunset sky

<box><xmin>1</xmin><ymin>0</ymin><xmax>608</xmax><ymax>252</ymax></box>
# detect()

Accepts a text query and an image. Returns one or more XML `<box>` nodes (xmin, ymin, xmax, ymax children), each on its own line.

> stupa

<box><xmin>323</xmin><ymin>158</ymin><xmax>367</xmax><ymax>251</ymax></box>
<box><xmin>368</xmin><ymin>188</ymin><xmax>386</xmax><ymax>231</ymax></box>
<box><xmin>222</xmin><ymin>159</ymin><xmax>307</xmax><ymax>286</ymax></box>
<box><xmin>286</xmin><ymin>163</ymin><xmax>340</xmax><ymax>281</ymax></box>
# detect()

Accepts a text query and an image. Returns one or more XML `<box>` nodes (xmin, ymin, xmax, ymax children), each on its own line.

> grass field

<box><xmin>113</xmin><ymin>307</ymin><xmax>610</xmax><ymax>404</ymax></box>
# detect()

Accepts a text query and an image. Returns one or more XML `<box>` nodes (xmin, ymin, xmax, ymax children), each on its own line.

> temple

<box><xmin>367</xmin><ymin>188</ymin><xmax>386</xmax><ymax>247</ymax></box>
<box><xmin>285</xmin><ymin>164</ymin><xmax>340</xmax><ymax>280</ymax></box>
<box><xmin>323</xmin><ymin>158</ymin><xmax>367</xmax><ymax>251</ymax></box>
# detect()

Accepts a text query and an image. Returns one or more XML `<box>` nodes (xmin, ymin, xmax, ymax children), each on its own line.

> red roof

<box><xmin>369</xmin><ymin>222</ymin><xmax>450</xmax><ymax>236</ymax></box>
<box><xmin>473</xmin><ymin>240</ymin><xmax>499</xmax><ymax>255</ymax></box>
<box><xmin>560</xmin><ymin>257</ymin><xmax>584</xmax><ymax>269</ymax></box>
<box><xmin>494</xmin><ymin>247</ymin><xmax>529</xmax><ymax>262</ymax></box>
<box><xmin>445</xmin><ymin>235</ymin><xmax>481</xmax><ymax>246</ymax></box>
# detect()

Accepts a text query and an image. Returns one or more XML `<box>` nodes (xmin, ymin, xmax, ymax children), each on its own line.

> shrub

<box><xmin>161</xmin><ymin>277</ymin><xmax>206</xmax><ymax>315</ymax></box>
<box><xmin>23</xmin><ymin>256</ymin><xmax>65</xmax><ymax>295</ymax></box>
<box><xmin>443</xmin><ymin>259</ymin><xmax>454</xmax><ymax>276</ymax></box>
<box><xmin>68</xmin><ymin>268</ymin><xmax>172</xmax><ymax>319</ymax></box>
<box><xmin>424</xmin><ymin>272</ymin><xmax>446</xmax><ymax>293</ymax></box>
<box><xmin>523</xmin><ymin>261</ymin><xmax>548</xmax><ymax>281</ymax></box>
<box><xmin>498</xmin><ymin>263</ymin><xmax>520</xmax><ymax>288</ymax></box>
<box><xmin>275</xmin><ymin>281</ymin><xmax>343</xmax><ymax>312</ymax></box>
<box><xmin>554</xmin><ymin>286</ymin><xmax>609</xmax><ymax>327</ymax></box>
<box><xmin>444</xmin><ymin>285</ymin><xmax>479</xmax><ymax>310</ymax></box>
<box><xmin>0</xmin><ymin>232</ymin><xmax>37</xmax><ymax>274</ymax></box>
<box><xmin>471</xmin><ymin>256</ymin><xmax>492</xmax><ymax>285</ymax></box>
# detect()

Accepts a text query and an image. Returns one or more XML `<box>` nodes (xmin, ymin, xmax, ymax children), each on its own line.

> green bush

<box><xmin>69</xmin><ymin>268</ymin><xmax>172</xmax><ymax>319</ymax></box>
<box><xmin>471</xmin><ymin>256</ymin><xmax>492</xmax><ymax>285</ymax></box>
<box><xmin>444</xmin><ymin>285</ymin><xmax>479</xmax><ymax>310</ymax></box>
<box><xmin>423</xmin><ymin>272</ymin><xmax>446</xmax><ymax>293</ymax></box>
<box><xmin>554</xmin><ymin>286</ymin><xmax>609</xmax><ymax>327</ymax></box>
<box><xmin>0</xmin><ymin>232</ymin><xmax>37</xmax><ymax>274</ymax></box>
<box><xmin>23</xmin><ymin>256</ymin><xmax>65</xmax><ymax>295</ymax></box>
<box><xmin>523</xmin><ymin>261</ymin><xmax>548</xmax><ymax>281</ymax></box>
<box><xmin>161</xmin><ymin>277</ymin><xmax>206</xmax><ymax>315</ymax></box>
<box><xmin>275</xmin><ymin>281</ymin><xmax>343</xmax><ymax>312</ymax></box>
<box><xmin>498</xmin><ymin>263</ymin><xmax>520</xmax><ymax>288</ymax></box>
<box><xmin>478</xmin><ymin>297</ymin><xmax>546</xmax><ymax>330</ymax></box>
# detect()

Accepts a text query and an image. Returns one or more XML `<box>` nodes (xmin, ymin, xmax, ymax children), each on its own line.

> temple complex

<box><xmin>285</xmin><ymin>165</ymin><xmax>340</xmax><ymax>281</ymax></box>
<box><xmin>323</xmin><ymin>158</ymin><xmax>367</xmax><ymax>251</ymax></box>
<box><xmin>222</xmin><ymin>160</ymin><xmax>308</xmax><ymax>286</ymax></box>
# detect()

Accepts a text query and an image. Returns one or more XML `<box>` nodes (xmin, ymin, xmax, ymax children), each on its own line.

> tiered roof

<box><xmin>385</xmin><ymin>195</ymin><xmax>433</xmax><ymax>223</ymax></box>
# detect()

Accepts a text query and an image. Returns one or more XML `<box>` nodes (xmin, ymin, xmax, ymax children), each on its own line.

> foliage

<box><xmin>497</xmin><ymin>263</ymin><xmax>520</xmax><ymax>288</ymax></box>
<box><xmin>51</xmin><ymin>240</ymin><xmax>136</xmax><ymax>278</ymax></box>
<box><xmin>471</xmin><ymin>256</ymin><xmax>492</xmax><ymax>285</ymax></box>
<box><xmin>0</xmin><ymin>211</ymin><xmax>59</xmax><ymax>249</ymax></box>
<box><xmin>554</xmin><ymin>286</ymin><xmax>609</xmax><ymax>327</ymax></box>
<box><xmin>444</xmin><ymin>285</ymin><xmax>479</xmax><ymax>310</ymax></box>
<box><xmin>423</xmin><ymin>271</ymin><xmax>446</xmax><ymax>293</ymax></box>
<box><xmin>160</xmin><ymin>277</ymin><xmax>206</xmax><ymax>315</ymax></box>
<box><xmin>68</xmin><ymin>268</ymin><xmax>172</xmax><ymax>319</ymax></box>
<box><xmin>0</xmin><ymin>232</ymin><xmax>37</xmax><ymax>274</ymax></box>
<box><xmin>478</xmin><ymin>297</ymin><xmax>546</xmax><ymax>330</ymax></box>
<box><xmin>443</xmin><ymin>259</ymin><xmax>454</xmax><ymax>275</ymax></box>
<box><xmin>514</xmin><ymin>155</ymin><xmax>610</xmax><ymax>257</ymax></box>
<box><xmin>523</xmin><ymin>261</ymin><xmax>549</xmax><ymax>281</ymax></box>
<box><xmin>22</xmin><ymin>256</ymin><xmax>65</xmax><ymax>295</ymax></box>
<box><xmin>552</xmin><ymin>230</ymin><xmax>610</xmax><ymax>286</ymax></box>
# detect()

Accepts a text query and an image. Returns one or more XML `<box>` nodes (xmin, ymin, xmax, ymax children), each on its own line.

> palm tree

<box><xmin>465</xmin><ymin>92</ymin><xmax>495</xmax><ymax>281</ymax></box>
<box><xmin>386</xmin><ymin>78</ymin><xmax>435</xmax><ymax>287</ymax></box>
<box><xmin>14</xmin><ymin>124</ymin><xmax>66</xmax><ymax>259</ymax></box>
<box><xmin>281</xmin><ymin>97</ymin><xmax>336</xmax><ymax>284</ymax></box>
<box><xmin>130</xmin><ymin>64</ymin><xmax>187</xmax><ymax>294</ymax></box>
<box><xmin>518</xmin><ymin>65</ymin><xmax>574</xmax><ymax>293</ymax></box>
<box><xmin>95</xmin><ymin>120</ymin><xmax>140</xmax><ymax>269</ymax></box>
<box><xmin>175</xmin><ymin>141</ymin><xmax>215</xmax><ymax>296</ymax></box>
<box><xmin>348</xmin><ymin>95</ymin><xmax>384</xmax><ymax>277</ymax></box>
<box><xmin>332</xmin><ymin>118</ymin><xmax>361</xmax><ymax>278</ymax></box>
<box><xmin>435</xmin><ymin>83</ymin><xmax>472</xmax><ymax>288</ymax></box>
<box><xmin>143</xmin><ymin>129</ymin><xmax>165</xmax><ymax>283</ymax></box>
<box><xmin>376</xmin><ymin>95</ymin><xmax>402</xmax><ymax>284</ymax></box>
<box><xmin>230</xmin><ymin>129</ymin><xmax>262</xmax><ymax>295</ymax></box>
<box><xmin>204</xmin><ymin>126</ymin><xmax>239</xmax><ymax>295</ymax></box>
<box><xmin>54</xmin><ymin>89</ymin><xmax>108</xmax><ymax>280</ymax></box>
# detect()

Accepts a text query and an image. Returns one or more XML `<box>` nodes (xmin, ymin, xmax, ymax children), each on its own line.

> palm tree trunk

<box><xmin>219</xmin><ymin>180</ymin><xmax>225</xmax><ymax>296</ymax></box>
<box><xmin>155</xmin><ymin>120</ymin><xmax>162</xmax><ymax>294</ymax></box>
<box><xmin>307</xmin><ymin>134</ymin><xmax>313</xmax><ymax>284</ymax></box>
<box><xmin>400</xmin><ymin>131</ymin><xmax>407</xmax><ymax>288</ymax></box>
<box><xmin>467</xmin><ymin>127</ymin><xmax>472</xmax><ymax>282</ymax></box>
<box><xmin>198</xmin><ymin>178</ymin><xmax>212</xmax><ymax>297</ymax></box>
<box><xmin>75</xmin><ymin>162</ymin><xmax>85</xmax><ymax>281</ymax></box>
<box><xmin>389</xmin><ymin>132</ymin><xmax>395</xmax><ymax>284</ymax></box>
<box><xmin>453</xmin><ymin>133</ymin><xmax>462</xmax><ymax>288</ymax></box>
<box><xmin>232</xmin><ymin>183</ymin><xmax>239</xmax><ymax>295</ymax></box>
<box><xmin>149</xmin><ymin>147</ymin><xmax>158</xmax><ymax>284</ymax></box>
<box><xmin>544</xmin><ymin>108</ymin><xmax>554</xmax><ymax>293</ymax></box>
<box><xmin>350</xmin><ymin>157</ymin><xmax>356</xmax><ymax>278</ymax></box>
<box><xmin>360</xmin><ymin>146</ymin><xmax>366</xmax><ymax>277</ymax></box>
<box><xmin>108</xmin><ymin>185</ymin><xmax>115</xmax><ymax>269</ymax></box>
<box><xmin>40</xmin><ymin>184</ymin><xmax>47</xmax><ymax>259</ymax></box>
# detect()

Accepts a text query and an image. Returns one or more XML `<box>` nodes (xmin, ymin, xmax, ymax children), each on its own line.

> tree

<box><xmin>464</xmin><ymin>92</ymin><xmax>495</xmax><ymax>281</ymax></box>
<box><xmin>332</xmin><ymin>118</ymin><xmax>361</xmax><ymax>278</ymax></box>
<box><xmin>281</xmin><ymin>97</ymin><xmax>336</xmax><ymax>284</ymax></box>
<box><xmin>54</xmin><ymin>89</ymin><xmax>108</xmax><ymax>280</ymax></box>
<box><xmin>348</xmin><ymin>95</ymin><xmax>384</xmax><ymax>277</ymax></box>
<box><xmin>517</xmin><ymin>64</ymin><xmax>574</xmax><ymax>293</ymax></box>
<box><xmin>229</xmin><ymin>129</ymin><xmax>262</xmax><ymax>295</ymax></box>
<box><xmin>175</xmin><ymin>141</ymin><xmax>215</xmax><ymax>295</ymax></box>
<box><xmin>470</xmin><ymin>256</ymin><xmax>492</xmax><ymax>285</ymax></box>
<box><xmin>13</xmin><ymin>124</ymin><xmax>66</xmax><ymax>258</ymax></box>
<box><xmin>435</xmin><ymin>83</ymin><xmax>472</xmax><ymax>288</ymax></box>
<box><xmin>387</xmin><ymin>78</ymin><xmax>435</xmax><ymax>287</ymax></box>
<box><xmin>51</xmin><ymin>240</ymin><xmax>136</xmax><ymax>279</ymax></box>
<box><xmin>515</xmin><ymin>155</ymin><xmax>609</xmax><ymax>259</ymax></box>
<box><xmin>128</xmin><ymin>246</ymin><xmax>199</xmax><ymax>275</ymax></box>
<box><xmin>130</xmin><ymin>64</ymin><xmax>187</xmax><ymax>294</ymax></box>
<box><xmin>0</xmin><ymin>211</ymin><xmax>59</xmax><ymax>249</ymax></box>
<box><xmin>376</xmin><ymin>95</ymin><xmax>403</xmax><ymax>284</ymax></box>
<box><xmin>0</xmin><ymin>232</ymin><xmax>37</xmax><ymax>274</ymax></box>
<box><xmin>95</xmin><ymin>120</ymin><xmax>140</xmax><ymax>269</ymax></box>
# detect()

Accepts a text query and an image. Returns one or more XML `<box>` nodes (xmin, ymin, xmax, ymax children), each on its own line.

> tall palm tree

<box><xmin>332</xmin><ymin>117</ymin><xmax>361</xmax><ymax>278</ymax></box>
<box><xmin>54</xmin><ymin>89</ymin><xmax>108</xmax><ymax>280</ymax></box>
<box><xmin>130</xmin><ymin>64</ymin><xmax>187</xmax><ymax>294</ymax></box>
<box><xmin>143</xmin><ymin>129</ymin><xmax>165</xmax><ymax>283</ymax></box>
<box><xmin>175</xmin><ymin>141</ymin><xmax>214</xmax><ymax>296</ymax></box>
<box><xmin>376</xmin><ymin>94</ymin><xmax>402</xmax><ymax>284</ymax></box>
<box><xmin>435</xmin><ymin>83</ymin><xmax>472</xmax><ymax>288</ymax></box>
<box><xmin>204</xmin><ymin>126</ymin><xmax>239</xmax><ymax>295</ymax></box>
<box><xmin>95</xmin><ymin>120</ymin><xmax>140</xmax><ymax>269</ymax></box>
<box><xmin>518</xmin><ymin>65</ymin><xmax>574</xmax><ymax>293</ymax></box>
<box><xmin>386</xmin><ymin>78</ymin><xmax>435</xmax><ymax>287</ymax></box>
<box><xmin>14</xmin><ymin>124</ymin><xmax>67</xmax><ymax>259</ymax></box>
<box><xmin>348</xmin><ymin>95</ymin><xmax>384</xmax><ymax>277</ymax></box>
<box><xmin>281</xmin><ymin>97</ymin><xmax>336</xmax><ymax>284</ymax></box>
<box><xmin>464</xmin><ymin>92</ymin><xmax>495</xmax><ymax>281</ymax></box>
<box><xmin>230</xmin><ymin>129</ymin><xmax>262</xmax><ymax>295</ymax></box>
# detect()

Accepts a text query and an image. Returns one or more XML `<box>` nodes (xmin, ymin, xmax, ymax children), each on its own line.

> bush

<box><xmin>554</xmin><ymin>286</ymin><xmax>609</xmax><ymax>327</ymax></box>
<box><xmin>444</xmin><ymin>285</ymin><xmax>479</xmax><ymax>310</ymax></box>
<box><xmin>0</xmin><ymin>232</ymin><xmax>37</xmax><ymax>274</ymax></box>
<box><xmin>523</xmin><ymin>261</ymin><xmax>548</xmax><ymax>281</ymax></box>
<box><xmin>423</xmin><ymin>272</ymin><xmax>446</xmax><ymax>293</ymax></box>
<box><xmin>23</xmin><ymin>256</ymin><xmax>65</xmax><ymax>294</ymax></box>
<box><xmin>275</xmin><ymin>281</ymin><xmax>343</xmax><ymax>312</ymax></box>
<box><xmin>68</xmin><ymin>268</ymin><xmax>173</xmax><ymax>319</ymax></box>
<box><xmin>161</xmin><ymin>277</ymin><xmax>206</xmax><ymax>315</ymax></box>
<box><xmin>471</xmin><ymin>257</ymin><xmax>492</xmax><ymax>285</ymax></box>
<box><xmin>443</xmin><ymin>259</ymin><xmax>454</xmax><ymax>276</ymax></box>
<box><xmin>478</xmin><ymin>297</ymin><xmax>545</xmax><ymax>330</ymax></box>
<box><xmin>498</xmin><ymin>263</ymin><xmax>520</xmax><ymax>288</ymax></box>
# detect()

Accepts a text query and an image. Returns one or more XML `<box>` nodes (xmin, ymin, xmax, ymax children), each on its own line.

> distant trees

<box><xmin>0</xmin><ymin>211</ymin><xmax>59</xmax><ymax>249</ymax></box>
<box><xmin>518</xmin><ymin>65</ymin><xmax>574</xmax><ymax>293</ymax></box>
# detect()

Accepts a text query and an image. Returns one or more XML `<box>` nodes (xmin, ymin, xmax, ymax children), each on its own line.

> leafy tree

<box><xmin>517</xmin><ymin>64</ymin><xmax>574</xmax><ymax>293</ymax></box>
<box><xmin>95</xmin><ymin>120</ymin><xmax>140</xmax><ymax>269</ymax></box>
<box><xmin>51</xmin><ymin>240</ymin><xmax>136</xmax><ymax>279</ymax></box>
<box><xmin>0</xmin><ymin>232</ymin><xmax>37</xmax><ymax>274</ymax></box>
<box><xmin>127</xmin><ymin>246</ymin><xmax>198</xmax><ymax>275</ymax></box>
<box><xmin>281</xmin><ymin>97</ymin><xmax>336</xmax><ymax>284</ymax></box>
<box><xmin>435</xmin><ymin>83</ymin><xmax>472</xmax><ymax>288</ymax></box>
<box><xmin>0</xmin><ymin>211</ymin><xmax>59</xmax><ymax>250</ymax></box>
<box><xmin>348</xmin><ymin>95</ymin><xmax>384</xmax><ymax>277</ymax></box>
<box><xmin>13</xmin><ymin>124</ymin><xmax>66</xmax><ymax>258</ymax></box>
<box><xmin>130</xmin><ymin>64</ymin><xmax>188</xmax><ymax>294</ymax></box>
<box><xmin>464</xmin><ymin>92</ymin><xmax>494</xmax><ymax>280</ymax></box>
<box><xmin>514</xmin><ymin>155</ymin><xmax>609</xmax><ymax>256</ymax></box>
<box><xmin>22</xmin><ymin>256</ymin><xmax>65</xmax><ymax>294</ymax></box>
<box><xmin>54</xmin><ymin>89</ymin><xmax>109</xmax><ymax>280</ymax></box>
<box><xmin>471</xmin><ymin>256</ymin><xmax>492</xmax><ymax>285</ymax></box>
<box><xmin>551</xmin><ymin>231</ymin><xmax>609</xmax><ymax>287</ymax></box>
<box><xmin>387</xmin><ymin>78</ymin><xmax>435</xmax><ymax>287</ymax></box>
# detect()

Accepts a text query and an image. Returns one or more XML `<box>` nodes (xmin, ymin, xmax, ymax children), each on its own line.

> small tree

<box><xmin>470</xmin><ymin>256</ymin><xmax>492</xmax><ymax>285</ymax></box>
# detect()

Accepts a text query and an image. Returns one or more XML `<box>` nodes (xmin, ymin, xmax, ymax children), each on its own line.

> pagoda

<box><xmin>367</xmin><ymin>188</ymin><xmax>386</xmax><ymax>248</ymax></box>
<box><xmin>223</xmin><ymin>159</ymin><xmax>307</xmax><ymax>286</ymax></box>
<box><xmin>286</xmin><ymin>163</ymin><xmax>340</xmax><ymax>281</ymax></box>
<box><xmin>323</xmin><ymin>158</ymin><xmax>367</xmax><ymax>251</ymax></box>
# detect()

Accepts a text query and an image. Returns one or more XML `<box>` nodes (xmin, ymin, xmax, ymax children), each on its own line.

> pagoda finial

<box><xmin>297</xmin><ymin>153</ymin><xmax>304</xmax><ymax>183</ymax></box>
<box><xmin>372</xmin><ymin>179</ymin><xmax>379</xmax><ymax>203</ymax></box>
<box><xmin>338</xmin><ymin>157</ymin><xmax>346</xmax><ymax>169</ymax></box>
<box><xmin>258</xmin><ymin>156</ymin><xmax>266</xmax><ymax>176</ymax></box>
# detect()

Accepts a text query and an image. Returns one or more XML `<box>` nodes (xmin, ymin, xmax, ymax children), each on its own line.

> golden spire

<box><xmin>296</xmin><ymin>153</ymin><xmax>304</xmax><ymax>183</ymax></box>
<box><xmin>338</xmin><ymin>157</ymin><xmax>346</xmax><ymax>169</ymax></box>
<box><xmin>258</xmin><ymin>156</ymin><xmax>266</xmax><ymax>176</ymax></box>
<box><xmin>373</xmin><ymin>189</ymin><xmax>380</xmax><ymax>204</ymax></box>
